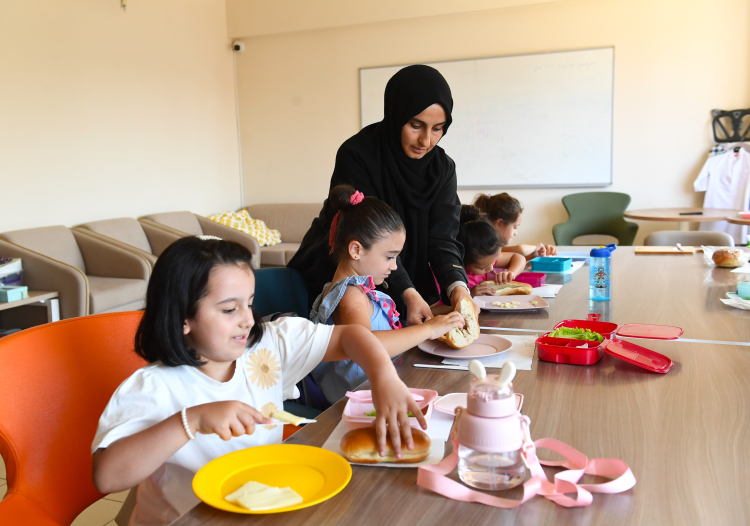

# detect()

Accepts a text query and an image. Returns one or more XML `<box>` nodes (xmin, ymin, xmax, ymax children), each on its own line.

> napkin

<box><xmin>531</xmin><ymin>284</ymin><xmax>564</xmax><ymax>297</ymax></box>
<box><xmin>730</xmin><ymin>266</ymin><xmax>750</xmax><ymax>273</ymax></box>
<box><xmin>720</xmin><ymin>297</ymin><xmax>750</xmax><ymax>310</ymax></box>
<box><xmin>542</xmin><ymin>260</ymin><xmax>586</xmax><ymax>274</ymax></box>
<box><xmin>441</xmin><ymin>334</ymin><xmax>536</xmax><ymax>371</ymax></box>
<box><xmin>321</xmin><ymin>410</ymin><xmax>454</xmax><ymax>468</ymax></box>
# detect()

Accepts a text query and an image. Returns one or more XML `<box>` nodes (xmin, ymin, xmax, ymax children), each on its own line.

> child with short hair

<box><xmin>473</xmin><ymin>193</ymin><xmax>557</xmax><ymax>260</ymax></box>
<box><xmin>310</xmin><ymin>184</ymin><xmax>464</xmax><ymax>404</ymax></box>
<box><xmin>92</xmin><ymin>236</ymin><xmax>424</xmax><ymax>526</ymax></box>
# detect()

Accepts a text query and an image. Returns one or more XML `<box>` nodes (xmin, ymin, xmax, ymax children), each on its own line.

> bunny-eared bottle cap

<box><xmin>590</xmin><ymin>243</ymin><xmax>617</xmax><ymax>258</ymax></box>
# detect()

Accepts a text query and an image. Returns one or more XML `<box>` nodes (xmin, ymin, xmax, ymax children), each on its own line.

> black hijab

<box><xmin>289</xmin><ymin>65</ymin><xmax>466</xmax><ymax>311</ymax></box>
<box><xmin>378</xmin><ymin>65</ymin><xmax>454</xmax><ymax>209</ymax></box>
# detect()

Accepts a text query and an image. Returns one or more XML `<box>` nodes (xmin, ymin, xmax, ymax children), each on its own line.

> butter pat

<box><xmin>225</xmin><ymin>480</ymin><xmax>271</xmax><ymax>503</ymax></box>
<box><xmin>272</xmin><ymin>410</ymin><xmax>305</xmax><ymax>426</ymax></box>
<box><xmin>236</xmin><ymin>486</ymin><xmax>303</xmax><ymax>511</ymax></box>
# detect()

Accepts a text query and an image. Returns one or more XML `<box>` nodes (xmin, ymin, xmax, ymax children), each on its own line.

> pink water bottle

<box><xmin>457</xmin><ymin>361</ymin><xmax>530</xmax><ymax>491</ymax></box>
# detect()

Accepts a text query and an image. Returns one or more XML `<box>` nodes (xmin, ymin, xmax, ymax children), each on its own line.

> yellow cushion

<box><xmin>209</xmin><ymin>210</ymin><xmax>282</xmax><ymax>247</ymax></box>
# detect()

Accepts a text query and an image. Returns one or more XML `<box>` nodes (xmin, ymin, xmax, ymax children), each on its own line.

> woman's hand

<box><xmin>450</xmin><ymin>285</ymin><xmax>478</xmax><ymax>317</ymax></box>
<box><xmin>423</xmin><ymin>312</ymin><xmax>465</xmax><ymax>340</ymax></box>
<box><xmin>369</xmin><ymin>372</ymin><xmax>426</xmax><ymax>459</ymax></box>
<box><xmin>189</xmin><ymin>401</ymin><xmax>272</xmax><ymax>441</ymax></box>
<box><xmin>402</xmin><ymin>287</ymin><xmax>433</xmax><ymax>326</ymax></box>
<box><xmin>494</xmin><ymin>271</ymin><xmax>517</xmax><ymax>285</ymax></box>
<box><xmin>471</xmin><ymin>281</ymin><xmax>496</xmax><ymax>297</ymax></box>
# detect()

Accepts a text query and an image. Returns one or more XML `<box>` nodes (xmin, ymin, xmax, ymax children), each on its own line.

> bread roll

<box><xmin>340</xmin><ymin>426</ymin><xmax>431</xmax><ymax>464</ymax></box>
<box><xmin>713</xmin><ymin>248</ymin><xmax>745</xmax><ymax>268</ymax></box>
<box><xmin>484</xmin><ymin>281</ymin><xmax>533</xmax><ymax>295</ymax></box>
<box><xmin>438</xmin><ymin>297</ymin><xmax>480</xmax><ymax>349</ymax></box>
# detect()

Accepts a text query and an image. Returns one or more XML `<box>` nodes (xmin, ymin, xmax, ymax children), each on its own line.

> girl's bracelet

<box><xmin>181</xmin><ymin>406</ymin><xmax>196</xmax><ymax>440</ymax></box>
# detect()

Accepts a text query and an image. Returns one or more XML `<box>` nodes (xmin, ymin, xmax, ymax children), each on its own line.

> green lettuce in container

<box><xmin>547</xmin><ymin>327</ymin><xmax>604</xmax><ymax>342</ymax></box>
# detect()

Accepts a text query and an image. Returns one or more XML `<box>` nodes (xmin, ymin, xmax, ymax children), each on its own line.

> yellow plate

<box><xmin>192</xmin><ymin>444</ymin><xmax>352</xmax><ymax>514</ymax></box>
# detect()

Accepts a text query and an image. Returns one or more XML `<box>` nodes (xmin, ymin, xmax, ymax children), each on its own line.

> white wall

<box><xmin>230</xmin><ymin>0</ymin><xmax>750</xmax><ymax>245</ymax></box>
<box><xmin>0</xmin><ymin>0</ymin><xmax>241</xmax><ymax>232</ymax></box>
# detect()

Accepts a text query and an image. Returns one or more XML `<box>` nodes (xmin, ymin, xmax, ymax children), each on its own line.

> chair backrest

<box><xmin>644</xmin><ymin>230</ymin><xmax>736</xmax><ymax>247</ymax></box>
<box><xmin>553</xmin><ymin>192</ymin><xmax>638</xmax><ymax>245</ymax></box>
<box><xmin>253</xmin><ymin>267</ymin><xmax>308</xmax><ymax>318</ymax></box>
<box><xmin>79</xmin><ymin>218</ymin><xmax>154</xmax><ymax>254</ymax></box>
<box><xmin>0</xmin><ymin>312</ymin><xmax>146</xmax><ymax>526</ymax></box>
<box><xmin>143</xmin><ymin>212</ymin><xmax>203</xmax><ymax>237</ymax></box>
<box><xmin>0</xmin><ymin>226</ymin><xmax>86</xmax><ymax>272</ymax></box>
<box><xmin>244</xmin><ymin>204</ymin><xmax>322</xmax><ymax>243</ymax></box>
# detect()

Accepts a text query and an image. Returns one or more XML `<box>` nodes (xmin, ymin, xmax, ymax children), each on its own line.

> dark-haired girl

<box><xmin>453</xmin><ymin>205</ymin><xmax>526</xmax><ymax>299</ymax></box>
<box><xmin>91</xmin><ymin>237</ymin><xmax>424</xmax><ymax>526</ymax></box>
<box><xmin>473</xmin><ymin>193</ymin><xmax>558</xmax><ymax>261</ymax></box>
<box><xmin>310</xmin><ymin>185</ymin><xmax>464</xmax><ymax>404</ymax></box>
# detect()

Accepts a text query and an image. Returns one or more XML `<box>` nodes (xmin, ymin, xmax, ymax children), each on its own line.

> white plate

<box><xmin>474</xmin><ymin>295</ymin><xmax>550</xmax><ymax>312</ymax></box>
<box><xmin>434</xmin><ymin>392</ymin><xmax>524</xmax><ymax>415</ymax></box>
<box><xmin>417</xmin><ymin>334</ymin><xmax>513</xmax><ymax>359</ymax></box>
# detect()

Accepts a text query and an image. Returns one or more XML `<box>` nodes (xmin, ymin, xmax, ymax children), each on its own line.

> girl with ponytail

<box><xmin>309</xmin><ymin>184</ymin><xmax>464</xmax><ymax>405</ymax></box>
<box><xmin>473</xmin><ymin>193</ymin><xmax>557</xmax><ymax>260</ymax></box>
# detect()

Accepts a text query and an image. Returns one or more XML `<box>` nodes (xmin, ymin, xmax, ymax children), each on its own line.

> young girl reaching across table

<box><xmin>91</xmin><ymin>237</ymin><xmax>425</xmax><ymax>526</ymax></box>
<box><xmin>310</xmin><ymin>184</ymin><xmax>464</xmax><ymax>405</ymax></box>
<box><xmin>473</xmin><ymin>193</ymin><xmax>557</xmax><ymax>261</ymax></box>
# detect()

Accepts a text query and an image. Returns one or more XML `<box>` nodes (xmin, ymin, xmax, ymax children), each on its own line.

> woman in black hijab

<box><xmin>288</xmin><ymin>65</ymin><xmax>471</xmax><ymax>325</ymax></box>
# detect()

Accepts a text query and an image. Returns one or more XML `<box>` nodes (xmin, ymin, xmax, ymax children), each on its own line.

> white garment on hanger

<box><xmin>694</xmin><ymin>146</ymin><xmax>750</xmax><ymax>244</ymax></box>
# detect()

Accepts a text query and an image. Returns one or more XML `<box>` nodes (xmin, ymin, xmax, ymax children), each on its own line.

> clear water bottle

<box><xmin>457</xmin><ymin>361</ymin><xmax>528</xmax><ymax>491</ymax></box>
<box><xmin>590</xmin><ymin>244</ymin><xmax>616</xmax><ymax>301</ymax></box>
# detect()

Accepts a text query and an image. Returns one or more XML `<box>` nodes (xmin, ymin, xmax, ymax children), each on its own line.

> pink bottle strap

<box><xmin>417</xmin><ymin>409</ymin><xmax>636</xmax><ymax>509</ymax></box>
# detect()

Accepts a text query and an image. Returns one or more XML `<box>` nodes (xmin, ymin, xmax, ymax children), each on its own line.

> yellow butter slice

<box><xmin>272</xmin><ymin>410</ymin><xmax>305</xmax><ymax>426</ymax></box>
<box><xmin>225</xmin><ymin>480</ymin><xmax>271</xmax><ymax>503</ymax></box>
<box><xmin>237</xmin><ymin>486</ymin><xmax>303</xmax><ymax>511</ymax></box>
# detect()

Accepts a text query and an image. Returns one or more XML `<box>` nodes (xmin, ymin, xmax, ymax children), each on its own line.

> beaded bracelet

<box><xmin>181</xmin><ymin>406</ymin><xmax>195</xmax><ymax>440</ymax></box>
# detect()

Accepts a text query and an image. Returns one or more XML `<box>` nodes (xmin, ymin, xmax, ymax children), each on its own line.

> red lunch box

<box><xmin>536</xmin><ymin>314</ymin><xmax>683</xmax><ymax>373</ymax></box>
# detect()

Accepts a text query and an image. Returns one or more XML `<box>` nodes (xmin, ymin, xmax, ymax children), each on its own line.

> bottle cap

<box><xmin>590</xmin><ymin>243</ymin><xmax>617</xmax><ymax>258</ymax></box>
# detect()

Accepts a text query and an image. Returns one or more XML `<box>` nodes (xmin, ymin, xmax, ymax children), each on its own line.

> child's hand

<box><xmin>471</xmin><ymin>281</ymin><xmax>496</xmax><ymax>297</ymax></box>
<box><xmin>536</xmin><ymin>243</ymin><xmax>547</xmax><ymax>258</ymax></box>
<box><xmin>189</xmin><ymin>401</ymin><xmax>272</xmax><ymax>441</ymax></box>
<box><xmin>494</xmin><ymin>271</ymin><xmax>516</xmax><ymax>284</ymax></box>
<box><xmin>545</xmin><ymin>245</ymin><xmax>558</xmax><ymax>256</ymax></box>
<box><xmin>424</xmin><ymin>311</ymin><xmax>465</xmax><ymax>340</ymax></box>
<box><xmin>369</xmin><ymin>375</ymin><xmax>426</xmax><ymax>459</ymax></box>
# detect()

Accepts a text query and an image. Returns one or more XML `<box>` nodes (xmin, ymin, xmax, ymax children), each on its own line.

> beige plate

<box><xmin>417</xmin><ymin>334</ymin><xmax>513</xmax><ymax>359</ymax></box>
<box><xmin>474</xmin><ymin>295</ymin><xmax>550</xmax><ymax>312</ymax></box>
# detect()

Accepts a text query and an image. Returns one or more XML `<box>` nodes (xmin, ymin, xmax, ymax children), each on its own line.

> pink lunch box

<box><xmin>341</xmin><ymin>388</ymin><xmax>437</xmax><ymax>433</ymax></box>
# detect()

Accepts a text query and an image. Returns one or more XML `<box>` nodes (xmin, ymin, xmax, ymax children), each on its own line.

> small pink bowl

<box><xmin>341</xmin><ymin>388</ymin><xmax>437</xmax><ymax>433</ymax></box>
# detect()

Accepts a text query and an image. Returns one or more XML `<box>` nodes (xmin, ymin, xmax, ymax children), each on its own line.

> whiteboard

<box><xmin>360</xmin><ymin>48</ymin><xmax>614</xmax><ymax>188</ymax></box>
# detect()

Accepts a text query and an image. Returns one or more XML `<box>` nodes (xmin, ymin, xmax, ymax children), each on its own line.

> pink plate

<box><xmin>434</xmin><ymin>392</ymin><xmax>524</xmax><ymax>415</ymax></box>
<box><xmin>417</xmin><ymin>334</ymin><xmax>513</xmax><ymax>359</ymax></box>
<box><xmin>474</xmin><ymin>295</ymin><xmax>549</xmax><ymax>312</ymax></box>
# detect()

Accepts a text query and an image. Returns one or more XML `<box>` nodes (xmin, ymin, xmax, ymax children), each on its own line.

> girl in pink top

<box><xmin>432</xmin><ymin>206</ymin><xmax>526</xmax><ymax>312</ymax></box>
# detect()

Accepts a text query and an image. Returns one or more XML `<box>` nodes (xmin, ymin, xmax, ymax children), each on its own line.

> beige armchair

<box><xmin>244</xmin><ymin>203</ymin><xmax>321</xmax><ymax>267</ymax></box>
<box><xmin>73</xmin><ymin>217</ymin><xmax>180</xmax><ymax>269</ymax></box>
<box><xmin>139</xmin><ymin>211</ymin><xmax>261</xmax><ymax>268</ymax></box>
<box><xmin>0</xmin><ymin>226</ymin><xmax>150</xmax><ymax>319</ymax></box>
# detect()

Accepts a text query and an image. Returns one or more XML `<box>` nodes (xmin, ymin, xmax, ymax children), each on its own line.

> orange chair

<box><xmin>0</xmin><ymin>312</ymin><xmax>145</xmax><ymax>526</ymax></box>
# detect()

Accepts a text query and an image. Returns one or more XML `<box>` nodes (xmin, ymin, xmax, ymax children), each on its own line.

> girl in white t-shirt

<box><xmin>91</xmin><ymin>236</ymin><xmax>425</xmax><ymax>526</ymax></box>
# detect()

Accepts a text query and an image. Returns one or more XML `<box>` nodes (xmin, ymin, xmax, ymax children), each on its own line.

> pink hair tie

<box><xmin>350</xmin><ymin>191</ymin><xmax>364</xmax><ymax>206</ymax></box>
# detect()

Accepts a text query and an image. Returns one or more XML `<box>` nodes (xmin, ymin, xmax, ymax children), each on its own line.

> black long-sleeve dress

<box><xmin>289</xmin><ymin>65</ymin><xmax>467</xmax><ymax>318</ymax></box>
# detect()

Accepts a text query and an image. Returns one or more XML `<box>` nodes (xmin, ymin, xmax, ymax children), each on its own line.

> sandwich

<box><xmin>483</xmin><ymin>281</ymin><xmax>533</xmax><ymax>295</ymax></box>
<box><xmin>339</xmin><ymin>426</ymin><xmax>431</xmax><ymax>464</ymax></box>
<box><xmin>438</xmin><ymin>297</ymin><xmax>480</xmax><ymax>349</ymax></box>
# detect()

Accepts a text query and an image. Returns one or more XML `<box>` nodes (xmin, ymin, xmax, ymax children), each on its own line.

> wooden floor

<box><xmin>171</xmin><ymin>247</ymin><xmax>750</xmax><ymax>526</ymax></box>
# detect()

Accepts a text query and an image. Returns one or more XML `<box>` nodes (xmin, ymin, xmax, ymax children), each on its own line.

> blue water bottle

<box><xmin>589</xmin><ymin>244</ymin><xmax>616</xmax><ymax>301</ymax></box>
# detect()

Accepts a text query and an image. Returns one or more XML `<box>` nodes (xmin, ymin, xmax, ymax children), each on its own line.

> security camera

<box><xmin>232</xmin><ymin>40</ymin><xmax>245</xmax><ymax>53</ymax></box>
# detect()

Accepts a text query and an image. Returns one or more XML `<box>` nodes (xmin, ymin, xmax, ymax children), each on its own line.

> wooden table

<box><xmin>624</xmin><ymin>207</ymin><xmax>741</xmax><ymax>231</ymax></box>
<box><xmin>727</xmin><ymin>216</ymin><xmax>750</xmax><ymax>226</ymax></box>
<box><xmin>0</xmin><ymin>291</ymin><xmax>59</xmax><ymax>323</ymax></box>
<box><xmin>173</xmin><ymin>248</ymin><xmax>750</xmax><ymax>526</ymax></box>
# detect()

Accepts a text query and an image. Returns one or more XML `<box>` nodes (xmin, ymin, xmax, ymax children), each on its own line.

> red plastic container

<box><xmin>536</xmin><ymin>314</ymin><xmax>682</xmax><ymax>373</ymax></box>
<box><xmin>514</xmin><ymin>272</ymin><xmax>546</xmax><ymax>288</ymax></box>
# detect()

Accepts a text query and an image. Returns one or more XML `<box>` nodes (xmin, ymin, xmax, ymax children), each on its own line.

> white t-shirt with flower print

<box><xmin>91</xmin><ymin>317</ymin><xmax>333</xmax><ymax>526</ymax></box>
